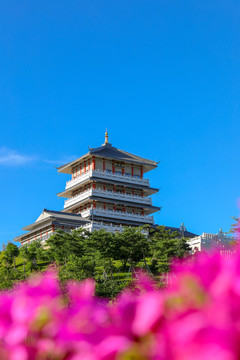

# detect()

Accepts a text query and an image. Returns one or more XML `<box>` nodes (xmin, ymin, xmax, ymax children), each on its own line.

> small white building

<box><xmin>191</xmin><ymin>229</ymin><xmax>234</xmax><ymax>251</ymax></box>
<box><xmin>187</xmin><ymin>236</ymin><xmax>201</xmax><ymax>252</ymax></box>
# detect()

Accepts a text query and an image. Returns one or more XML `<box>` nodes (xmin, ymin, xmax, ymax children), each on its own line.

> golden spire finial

<box><xmin>105</xmin><ymin>128</ymin><xmax>109</xmax><ymax>144</ymax></box>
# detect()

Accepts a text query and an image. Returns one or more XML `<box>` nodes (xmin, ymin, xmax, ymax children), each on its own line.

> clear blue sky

<box><xmin>0</xmin><ymin>0</ymin><xmax>239</xmax><ymax>245</ymax></box>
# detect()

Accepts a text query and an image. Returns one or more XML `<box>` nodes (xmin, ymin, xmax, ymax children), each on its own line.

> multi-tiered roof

<box><xmin>57</xmin><ymin>131</ymin><xmax>160</xmax><ymax>232</ymax></box>
<box><xmin>14</xmin><ymin>132</ymin><xmax>160</xmax><ymax>245</ymax></box>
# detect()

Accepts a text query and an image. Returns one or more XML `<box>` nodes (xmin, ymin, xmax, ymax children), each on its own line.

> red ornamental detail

<box><xmin>140</xmin><ymin>166</ymin><xmax>143</xmax><ymax>178</ymax></box>
<box><xmin>131</xmin><ymin>165</ymin><xmax>134</xmax><ymax>177</ymax></box>
<box><xmin>92</xmin><ymin>156</ymin><xmax>95</xmax><ymax>171</ymax></box>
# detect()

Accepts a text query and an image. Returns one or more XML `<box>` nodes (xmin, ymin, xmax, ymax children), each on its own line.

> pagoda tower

<box><xmin>57</xmin><ymin>131</ymin><xmax>160</xmax><ymax>232</ymax></box>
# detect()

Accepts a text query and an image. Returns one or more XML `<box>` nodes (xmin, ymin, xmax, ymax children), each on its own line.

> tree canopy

<box><xmin>0</xmin><ymin>226</ymin><xmax>192</xmax><ymax>297</ymax></box>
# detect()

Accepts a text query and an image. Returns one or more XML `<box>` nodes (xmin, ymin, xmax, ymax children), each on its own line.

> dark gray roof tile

<box><xmin>90</xmin><ymin>143</ymin><xmax>157</xmax><ymax>166</ymax></box>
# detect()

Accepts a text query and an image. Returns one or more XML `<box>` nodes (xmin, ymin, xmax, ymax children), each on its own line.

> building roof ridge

<box><xmin>57</xmin><ymin>142</ymin><xmax>158</xmax><ymax>172</ymax></box>
<box><xmin>42</xmin><ymin>209</ymin><xmax>89</xmax><ymax>218</ymax></box>
<box><xmin>89</xmin><ymin>143</ymin><xmax>158</xmax><ymax>166</ymax></box>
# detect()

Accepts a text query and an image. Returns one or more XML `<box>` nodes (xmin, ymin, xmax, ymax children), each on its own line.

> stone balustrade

<box><xmin>65</xmin><ymin>169</ymin><xmax>149</xmax><ymax>190</ymax></box>
<box><xmin>64</xmin><ymin>188</ymin><xmax>152</xmax><ymax>209</ymax></box>
<box><xmin>79</xmin><ymin>208</ymin><xmax>154</xmax><ymax>224</ymax></box>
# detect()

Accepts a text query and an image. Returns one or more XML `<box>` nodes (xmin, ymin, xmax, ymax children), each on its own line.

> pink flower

<box><xmin>2</xmin><ymin>243</ymin><xmax>240</xmax><ymax>359</ymax></box>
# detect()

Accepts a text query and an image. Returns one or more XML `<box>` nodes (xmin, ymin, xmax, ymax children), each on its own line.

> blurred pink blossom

<box><xmin>1</xmin><ymin>244</ymin><xmax>240</xmax><ymax>358</ymax></box>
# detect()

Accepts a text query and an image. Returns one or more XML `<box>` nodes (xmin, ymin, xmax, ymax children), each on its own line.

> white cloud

<box><xmin>0</xmin><ymin>147</ymin><xmax>77</xmax><ymax>167</ymax></box>
<box><xmin>43</xmin><ymin>155</ymin><xmax>77</xmax><ymax>166</ymax></box>
<box><xmin>0</xmin><ymin>147</ymin><xmax>35</xmax><ymax>166</ymax></box>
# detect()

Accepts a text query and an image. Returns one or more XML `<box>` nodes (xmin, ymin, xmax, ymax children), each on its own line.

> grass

<box><xmin>4</xmin><ymin>255</ymin><xmax>156</xmax><ymax>288</ymax></box>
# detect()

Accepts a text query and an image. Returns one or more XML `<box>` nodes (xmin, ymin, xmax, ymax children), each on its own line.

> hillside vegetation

<box><xmin>0</xmin><ymin>226</ymin><xmax>191</xmax><ymax>298</ymax></box>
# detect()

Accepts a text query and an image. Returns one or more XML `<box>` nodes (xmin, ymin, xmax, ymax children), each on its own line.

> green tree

<box><xmin>175</xmin><ymin>238</ymin><xmax>192</xmax><ymax>258</ymax></box>
<box><xmin>19</xmin><ymin>240</ymin><xmax>43</xmax><ymax>271</ymax></box>
<box><xmin>95</xmin><ymin>278</ymin><xmax>126</xmax><ymax>298</ymax></box>
<box><xmin>89</xmin><ymin>229</ymin><xmax>115</xmax><ymax>259</ymax></box>
<box><xmin>45</xmin><ymin>229</ymin><xmax>87</xmax><ymax>265</ymax></box>
<box><xmin>0</xmin><ymin>266</ymin><xmax>16</xmax><ymax>290</ymax></box>
<box><xmin>114</xmin><ymin>227</ymin><xmax>150</xmax><ymax>270</ymax></box>
<box><xmin>88</xmin><ymin>230</ymin><xmax>116</xmax><ymax>278</ymax></box>
<box><xmin>0</xmin><ymin>247</ymin><xmax>25</xmax><ymax>290</ymax></box>
<box><xmin>5</xmin><ymin>242</ymin><xmax>19</xmax><ymax>269</ymax></box>
<box><xmin>150</xmin><ymin>226</ymin><xmax>191</xmax><ymax>273</ymax></box>
<box><xmin>59</xmin><ymin>254</ymin><xmax>96</xmax><ymax>283</ymax></box>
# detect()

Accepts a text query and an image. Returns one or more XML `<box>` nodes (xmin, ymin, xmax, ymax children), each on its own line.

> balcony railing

<box><xmin>65</xmin><ymin>169</ymin><xmax>149</xmax><ymax>189</ymax></box>
<box><xmin>64</xmin><ymin>188</ymin><xmax>152</xmax><ymax>209</ymax></box>
<box><xmin>64</xmin><ymin>189</ymin><xmax>92</xmax><ymax>208</ymax></box>
<box><xmin>65</xmin><ymin>171</ymin><xmax>91</xmax><ymax>189</ymax></box>
<box><xmin>82</xmin><ymin>221</ymin><xmax>124</xmax><ymax>233</ymax></box>
<box><xmin>81</xmin><ymin>221</ymin><xmax>149</xmax><ymax>235</ymax></box>
<box><xmin>79</xmin><ymin>208</ymin><xmax>154</xmax><ymax>224</ymax></box>
<box><xmin>93</xmin><ymin>189</ymin><xmax>152</xmax><ymax>204</ymax></box>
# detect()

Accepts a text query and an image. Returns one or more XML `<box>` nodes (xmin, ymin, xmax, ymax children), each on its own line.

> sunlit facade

<box><xmin>57</xmin><ymin>131</ymin><xmax>160</xmax><ymax>232</ymax></box>
<box><xmin>14</xmin><ymin>132</ymin><xmax>160</xmax><ymax>245</ymax></box>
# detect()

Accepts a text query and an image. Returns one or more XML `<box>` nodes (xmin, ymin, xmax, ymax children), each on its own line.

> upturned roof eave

<box><xmin>14</xmin><ymin>218</ymin><xmax>91</xmax><ymax>243</ymax></box>
<box><xmin>18</xmin><ymin>209</ymin><xmax>89</xmax><ymax>234</ymax></box>
<box><xmin>22</xmin><ymin>217</ymin><xmax>54</xmax><ymax>231</ymax></box>
<box><xmin>90</xmin><ymin>144</ymin><xmax>158</xmax><ymax>167</ymax></box>
<box><xmin>57</xmin><ymin>144</ymin><xmax>158</xmax><ymax>174</ymax></box>
<box><xmin>57</xmin><ymin>152</ymin><xmax>90</xmax><ymax>174</ymax></box>
<box><xmin>92</xmin><ymin>216</ymin><xmax>155</xmax><ymax>226</ymax></box>
<box><xmin>13</xmin><ymin>218</ymin><xmax>54</xmax><ymax>242</ymax></box>
<box><xmin>63</xmin><ymin>195</ymin><xmax>161</xmax><ymax>213</ymax></box>
<box><xmin>57</xmin><ymin>182</ymin><xmax>160</xmax><ymax>198</ymax></box>
<box><xmin>14</xmin><ymin>216</ymin><xmax>90</xmax><ymax>243</ymax></box>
